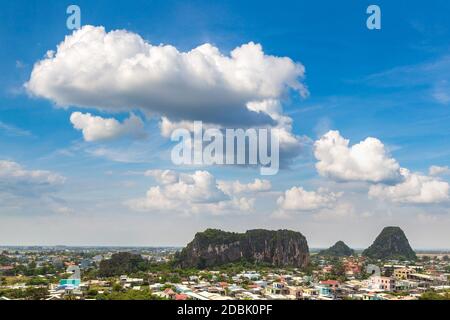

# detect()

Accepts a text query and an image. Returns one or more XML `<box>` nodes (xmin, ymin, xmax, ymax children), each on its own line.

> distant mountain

<box><xmin>362</xmin><ymin>226</ymin><xmax>416</xmax><ymax>261</ymax></box>
<box><xmin>174</xmin><ymin>229</ymin><xmax>309</xmax><ymax>268</ymax></box>
<box><xmin>319</xmin><ymin>241</ymin><xmax>354</xmax><ymax>257</ymax></box>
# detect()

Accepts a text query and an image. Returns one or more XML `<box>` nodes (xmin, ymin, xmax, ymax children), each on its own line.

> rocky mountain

<box><xmin>174</xmin><ymin>229</ymin><xmax>309</xmax><ymax>268</ymax></box>
<box><xmin>319</xmin><ymin>241</ymin><xmax>354</xmax><ymax>257</ymax></box>
<box><xmin>98</xmin><ymin>252</ymin><xmax>147</xmax><ymax>277</ymax></box>
<box><xmin>362</xmin><ymin>226</ymin><xmax>416</xmax><ymax>261</ymax></box>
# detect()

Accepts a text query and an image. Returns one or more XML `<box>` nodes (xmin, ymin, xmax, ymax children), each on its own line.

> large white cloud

<box><xmin>369</xmin><ymin>168</ymin><xmax>449</xmax><ymax>204</ymax></box>
<box><xmin>314</xmin><ymin>130</ymin><xmax>402</xmax><ymax>183</ymax></box>
<box><xmin>275</xmin><ymin>186</ymin><xmax>342</xmax><ymax>216</ymax></box>
<box><xmin>127</xmin><ymin>170</ymin><xmax>256</xmax><ymax>215</ymax></box>
<box><xmin>26</xmin><ymin>25</ymin><xmax>306</xmax><ymax>128</ymax></box>
<box><xmin>158</xmin><ymin>99</ymin><xmax>306</xmax><ymax>166</ymax></box>
<box><xmin>70</xmin><ymin>112</ymin><xmax>146</xmax><ymax>142</ymax></box>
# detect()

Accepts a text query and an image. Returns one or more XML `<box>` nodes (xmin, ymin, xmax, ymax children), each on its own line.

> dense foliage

<box><xmin>362</xmin><ymin>226</ymin><xmax>416</xmax><ymax>261</ymax></box>
<box><xmin>419</xmin><ymin>291</ymin><xmax>450</xmax><ymax>300</ymax></box>
<box><xmin>319</xmin><ymin>241</ymin><xmax>354</xmax><ymax>257</ymax></box>
<box><xmin>0</xmin><ymin>287</ymin><xmax>48</xmax><ymax>300</ymax></box>
<box><xmin>95</xmin><ymin>288</ymin><xmax>166</xmax><ymax>300</ymax></box>
<box><xmin>98</xmin><ymin>252</ymin><xmax>148</xmax><ymax>277</ymax></box>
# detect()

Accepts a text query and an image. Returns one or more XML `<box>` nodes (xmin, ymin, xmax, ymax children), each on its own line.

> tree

<box><xmin>86</xmin><ymin>289</ymin><xmax>98</xmax><ymax>297</ymax></box>
<box><xmin>27</xmin><ymin>277</ymin><xmax>49</xmax><ymax>286</ymax></box>
<box><xmin>419</xmin><ymin>291</ymin><xmax>450</xmax><ymax>300</ymax></box>
<box><xmin>112</xmin><ymin>282</ymin><xmax>122</xmax><ymax>292</ymax></box>
<box><xmin>96</xmin><ymin>288</ymin><xmax>164</xmax><ymax>300</ymax></box>
<box><xmin>331</xmin><ymin>260</ymin><xmax>346</xmax><ymax>279</ymax></box>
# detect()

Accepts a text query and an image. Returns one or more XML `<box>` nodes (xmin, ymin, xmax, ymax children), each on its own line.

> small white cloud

<box><xmin>0</xmin><ymin>160</ymin><xmax>65</xmax><ymax>207</ymax></box>
<box><xmin>0</xmin><ymin>160</ymin><xmax>65</xmax><ymax>187</ymax></box>
<box><xmin>144</xmin><ymin>169</ymin><xmax>180</xmax><ymax>185</ymax></box>
<box><xmin>314</xmin><ymin>130</ymin><xmax>402</xmax><ymax>183</ymax></box>
<box><xmin>274</xmin><ymin>186</ymin><xmax>342</xmax><ymax>217</ymax></box>
<box><xmin>127</xmin><ymin>170</ymin><xmax>227</xmax><ymax>210</ymax></box>
<box><xmin>218</xmin><ymin>178</ymin><xmax>271</xmax><ymax>196</ymax></box>
<box><xmin>70</xmin><ymin>112</ymin><xmax>146</xmax><ymax>142</ymax></box>
<box><xmin>313</xmin><ymin>202</ymin><xmax>356</xmax><ymax>221</ymax></box>
<box><xmin>429</xmin><ymin>165</ymin><xmax>450</xmax><ymax>176</ymax></box>
<box><xmin>369</xmin><ymin>168</ymin><xmax>449</xmax><ymax>204</ymax></box>
<box><xmin>127</xmin><ymin>170</ymin><xmax>258</xmax><ymax>216</ymax></box>
<box><xmin>192</xmin><ymin>196</ymin><xmax>255</xmax><ymax>216</ymax></box>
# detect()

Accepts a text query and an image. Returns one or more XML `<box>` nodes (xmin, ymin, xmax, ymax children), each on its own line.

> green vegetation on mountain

<box><xmin>362</xmin><ymin>226</ymin><xmax>416</xmax><ymax>261</ymax></box>
<box><xmin>174</xmin><ymin>228</ymin><xmax>309</xmax><ymax>269</ymax></box>
<box><xmin>319</xmin><ymin>241</ymin><xmax>354</xmax><ymax>257</ymax></box>
<box><xmin>98</xmin><ymin>252</ymin><xmax>148</xmax><ymax>277</ymax></box>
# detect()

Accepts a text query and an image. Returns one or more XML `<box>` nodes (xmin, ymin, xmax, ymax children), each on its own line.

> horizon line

<box><xmin>1</xmin><ymin>244</ymin><xmax>450</xmax><ymax>252</ymax></box>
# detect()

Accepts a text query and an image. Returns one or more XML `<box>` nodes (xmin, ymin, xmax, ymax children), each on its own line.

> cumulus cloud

<box><xmin>159</xmin><ymin>100</ymin><xmax>307</xmax><ymax>166</ymax></box>
<box><xmin>158</xmin><ymin>117</ymin><xmax>219</xmax><ymax>138</ymax></box>
<box><xmin>70</xmin><ymin>112</ymin><xmax>146</xmax><ymax>142</ymax></box>
<box><xmin>274</xmin><ymin>186</ymin><xmax>342</xmax><ymax>217</ymax></box>
<box><xmin>192</xmin><ymin>197</ymin><xmax>256</xmax><ymax>216</ymax></box>
<box><xmin>26</xmin><ymin>26</ymin><xmax>309</xmax><ymax>166</ymax></box>
<box><xmin>369</xmin><ymin>168</ymin><xmax>449</xmax><ymax>204</ymax></box>
<box><xmin>26</xmin><ymin>25</ymin><xmax>306</xmax><ymax>128</ymax></box>
<box><xmin>0</xmin><ymin>160</ymin><xmax>65</xmax><ymax>206</ymax></box>
<box><xmin>246</xmin><ymin>99</ymin><xmax>306</xmax><ymax>163</ymax></box>
<box><xmin>0</xmin><ymin>159</ymin><xmax>70</xmax><ymax>216</ymax></box>
<box><xmin>313</xmin><ymin>202</ymin><xmax>357</xmax><ymax>221</ymax></box>
<box><xmin>0</xmin><ymin>160</ymin><xmax>65</xmax><ymax>188</ymax></box>
<box><xmin>314</xmin><ymin>131</ymin><xmax>450</xmax><ymax>205</ymax></box>
<box><xmin>160</xmin><ymin>171</ymin><xmax>227</xmax><ymax>204</ymax></box>
<box><xmin>429</xmin><ymin>165</ymin><xmax>450</xmax><ymax>176</ymax></box>
<box><xmin>314</xmin><ymin>130</ymin><xmax>402</xmax><ymax>183</ymax></box>
<box><xmin>144</xmin><ymin>169</ymin><xmax>180</xmax><ymax>185</ymax></box>
<box><xmin>217</xmin><ymin>178</ymin><xmax>271</xmax><ymax>196</ymax></box>
<box><xmin>159</xmin><ymin>117</ymin><xmax>195</xmax><ymax>139</ymax></box>
<box><xmin>127</xmin><ymin>170</ymin><xmax>256</xmax><ymax>215</ymax></box>
<box><xmin>143</xmin><ymin>170</ymin><xmax>226</xmax><ymax>203</ymax></box>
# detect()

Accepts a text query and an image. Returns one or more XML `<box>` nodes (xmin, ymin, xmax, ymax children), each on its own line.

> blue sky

<box><xmin>1</xmin><ymin>0</ymin><xmax>450</xmax><ymax>248</ymax></box>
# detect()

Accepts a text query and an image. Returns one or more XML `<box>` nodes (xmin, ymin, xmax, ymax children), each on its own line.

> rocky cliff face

<box><xmin>363</xmin><ymin>226</ymin><xmax>416</xmax><ymax>260</ymax></box>
<box><xmin>319</xmin><ymin>241</ymin><xmax>354</xmax><ymax>257</ymax></box>
<box><xmin>175</xmin><ymin>229</ymin><xmax>309</xmax><ymax>268</ymax></box>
